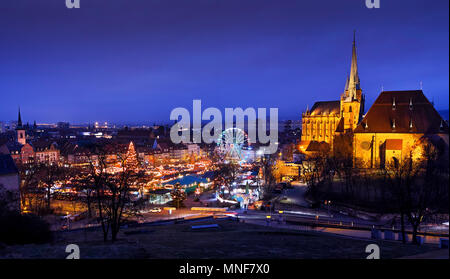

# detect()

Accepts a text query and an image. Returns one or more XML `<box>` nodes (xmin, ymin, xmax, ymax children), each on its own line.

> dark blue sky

<box><xmin>0</xmin><ymin>0</ymin><xmax>448</xmax><ymax>124</ymax></box>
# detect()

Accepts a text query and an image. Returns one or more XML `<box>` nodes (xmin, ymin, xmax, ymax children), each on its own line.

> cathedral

<box><xmin>299</xmin><ymin>33</ymin><xmax>449</xmax><ymax>168</ymax></box>
<box><xmin>299</xmin><ymin>33</ymin><xmax>364</xmax><ymax>153</ymax></box>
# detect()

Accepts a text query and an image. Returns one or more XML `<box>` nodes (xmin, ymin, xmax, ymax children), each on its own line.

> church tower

<box><xmin>340</xmin><ymin>31</ymin><xmax>365</xmax><ymax>131</ymax></box>
<box><xmin>16</xmin><ymin>107</ymin><xmax>26</xmax><ymax>145</ymax></box>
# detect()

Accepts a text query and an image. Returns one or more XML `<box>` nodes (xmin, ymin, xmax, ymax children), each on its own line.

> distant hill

<box><xmin>438</xmin><ymin>109</ymin><xmax>449</xmax><ymax>121</ymax></box>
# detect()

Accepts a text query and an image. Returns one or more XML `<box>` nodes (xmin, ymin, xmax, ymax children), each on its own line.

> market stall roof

<box><xmin>148</xmin><ymin>189</ymin><xmax>171</xmax><ymax>195</ymax></box>
<box><xmin>165</xmin><ymin>175</ymin><xmax>208</xmax><ymax>186</ymax></box>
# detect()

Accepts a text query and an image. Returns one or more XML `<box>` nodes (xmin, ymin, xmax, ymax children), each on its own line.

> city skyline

<box><xmin>0</xmin><ymin>0</ymin><xmax>448</xmax><ymax>124</ymax></box>
<box><xmin>0</xmin><ymin>0</ymin><xmax>448</xmax><ymax>262</ymax></box>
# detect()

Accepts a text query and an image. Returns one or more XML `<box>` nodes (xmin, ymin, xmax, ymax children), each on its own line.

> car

<box><xmin>149</xmin><ymin>207</ymin><xmax>162</xmax><ymax>213</ymax></box>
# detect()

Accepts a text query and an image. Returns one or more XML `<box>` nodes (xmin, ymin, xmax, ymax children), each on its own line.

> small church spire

<box><xmin>17</xmin><ymin>107</ymin><xmax>23</xmax><ymax>128</ymax></box>
<box><xmin>16</xmin><ymin>107</ymin><xmax>26</xmax><ymax>145</ymax></box>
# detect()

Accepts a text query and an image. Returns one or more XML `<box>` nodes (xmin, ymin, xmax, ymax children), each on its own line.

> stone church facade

<box><xmin>299</xmin><ymin>33</ymin><xmax>364</xmax><ymax>153</ymax></box>
<box><xmin>353</xmin><ymin>90</ymin><xmax>449</xmax><ymax>168</ymax></box>
<box><xmin>299</xmin><ymin>34</ymin><xmax>449</xmax><ymax>168</ymax></box>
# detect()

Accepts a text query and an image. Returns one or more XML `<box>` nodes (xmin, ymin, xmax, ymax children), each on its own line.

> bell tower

<box><xmin>16</xmin><ymin>107</ymin><xmax>26</xmax><ymax>145</ymax></box>
<box><xmin>341</xmin><ymin>31</ymin><xmax>365</xmax><ymax>131</ymax></box>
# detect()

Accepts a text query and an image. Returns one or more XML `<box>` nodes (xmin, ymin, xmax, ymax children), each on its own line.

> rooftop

<box><xmin>355</xmin><ymin>90</ymin><xmax>449</xmax><ymax>134</ymax></box>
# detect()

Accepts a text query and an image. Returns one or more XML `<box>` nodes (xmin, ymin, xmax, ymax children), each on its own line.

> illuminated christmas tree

<box><xmin>124</xmin><ymin>141</ymin><xmax>139</xmax><ymax>171</ymax></box>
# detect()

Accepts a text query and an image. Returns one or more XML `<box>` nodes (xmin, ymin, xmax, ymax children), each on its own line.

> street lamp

<box><xmin>66</xmin><ymin>211</ymin><xmax>70</xmax><ymax>230</ymax></box>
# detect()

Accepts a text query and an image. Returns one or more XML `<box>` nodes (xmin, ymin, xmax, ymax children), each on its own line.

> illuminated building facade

<box><xmin>353</xmin><ymin>90</ymin><xmax>449</xmax><ymax>168</ymax></box>
<box><xmin>299</xmin><ymin>34</ymin><xmax>449</xmax><ymax>168</ymax></box>
<box><xmin>300</xmin><ymin>33</ymin><xmax>364</xmax><ymax>152</ymax></box>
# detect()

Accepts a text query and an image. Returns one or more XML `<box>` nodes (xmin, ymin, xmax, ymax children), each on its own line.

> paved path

<box><xmin>239</xmin><ymin>217</ymin><xmax>445</xmax><ymax>245</ymax></box>
<box><xmin>399</xmin><ymin>249</ymin><xmax>449</xmax><ymax>259</ymax></box>
<box><xmin>279</xmin><ymin>181</ymin><xmax>310</xmax><ymax>207</ymax></box>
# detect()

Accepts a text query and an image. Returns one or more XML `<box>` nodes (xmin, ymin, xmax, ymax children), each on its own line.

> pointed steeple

<box><xmin>17</xmin><ymin>107</ymin><xmax>23</xmax><ymax>129</ymax></box>
<box><xmin>345</xmin><ymin>30</ymin><xmax>360</xmax><ymax>100</ymax></box>
<box><xmin>18</xmin><ymin>107</ymin><xmax>22</xmax><ymax>126</ymax></box>
<box><xmin>344</xmin><ymin>76</ymin><xmax>349</xmax><ymax>91</ymax></box>
<box><xmin>16</xmin><ymin>107</ymin><xmax>26</xmax><ymax>144</ymax></box>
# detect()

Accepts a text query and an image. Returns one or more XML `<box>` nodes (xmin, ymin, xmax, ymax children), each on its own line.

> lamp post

<box><xmin>327</xmin><ymin>200</ymin><xmax>331</xmax><ymax>216</ymax></box>
<box><xmin>66</xmin><ymin>211</ymin><xmax>70</xmax><ymax>230</ymax></box>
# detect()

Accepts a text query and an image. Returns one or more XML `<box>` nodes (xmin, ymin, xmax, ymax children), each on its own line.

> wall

<box><xmin>353</xmin><ymin>132</ymin><xmax>449</xmax><ymax>168</ymax></box>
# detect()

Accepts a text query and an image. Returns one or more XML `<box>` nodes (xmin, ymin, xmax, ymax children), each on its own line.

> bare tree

<box><xmin>36</xmin><ymin>162</ymin><xmax>65</xmax><ymax>213</ymax></box>
<box><xmin>301</xmin><ymin>147</ymin><xmax>331</xmax><ymax>204</ymax></box>
<box><xmin>333</xmin><ymin>132</ymin><xmax>356</xmax><ymax>198</ymax></box>
<box><xmin>71</xmin><ymin>167</ymin><xmax>96</xmax><ymax>218</ymax></box>
<box><xmin>214</xmin><ymin>161</ymin><xmax>239</xmax><ymax>199</ymax></box>
<box><xmin>85</xmin><ymin>143</ymin><xmax>138</xmax><ymax>242</ymax></box>
<box><xmin>259</xmin><ymin>154</ymin><xmax>278</xmax><ymax>200</ymax></box>
<box><xmin>383</xmin><ymin>140</ymin><xmax>449</xmax><ymax>245</ymax></box>
<box><xmin>383</xmin><ymin>155</ymin><xmax>418</xmax><ymax>243</ymax></box>
<box><xmin>106</xmin><ymin>157</ymin><xmax>138</xmax><ymax>242</ymax></box>
<box><xmin>17</xmin><ymin>161</ymin><xmax>40</xmax><ymax>211</ymax></box>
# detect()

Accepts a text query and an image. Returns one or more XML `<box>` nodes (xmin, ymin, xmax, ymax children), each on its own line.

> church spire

<box><xmin>17</xmin><ymin>107</ymin><xmax>23</xmax><ymax>129</ymax></box>
<box><xmin>16</xmin><ymin>107</ymin><xmax>26</xmax><ymax>145</ymax></box>
<box><xmin>345</xmin><ymin>30</ymin><xmax>360</xmax><ymax>100</ymax></box>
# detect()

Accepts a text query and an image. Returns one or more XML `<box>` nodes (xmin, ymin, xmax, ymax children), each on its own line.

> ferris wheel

<box><xmin>216</xmin><ymin>128</ymin><xmax>249</xmax><ymax>161</ymax></box>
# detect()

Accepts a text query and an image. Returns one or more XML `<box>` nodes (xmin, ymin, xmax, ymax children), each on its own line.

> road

<box><xmin>53</xmin><ymin>182</ymin><xmax>448</xmax><ymax>245</ymax></box>
<box><xmin>277</xmin><ymin>181</ymin><xmax>310</xmax><ymax>207</ymax></box>
<box><xmin>234</xmin><ymin>181</ymin><xmax>448</xmax><ymax>244</ymax></box>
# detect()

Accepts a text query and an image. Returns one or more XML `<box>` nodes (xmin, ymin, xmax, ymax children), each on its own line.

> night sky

<box><xmin>0</xmin><ymin>0</ymin><xmax>448</xmax><ymax>124</ymax></box>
